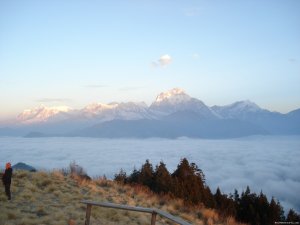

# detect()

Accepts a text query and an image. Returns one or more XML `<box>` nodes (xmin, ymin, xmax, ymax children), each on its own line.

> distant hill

<box><xmin>12</xmin><ymin>162</ymin><xmax>36</xmax><ymax>172</ymax></box>
<box><xmin>1</xmin><ymin>88</ymin><xmax>299</xmax><ymax>138</ymax></box>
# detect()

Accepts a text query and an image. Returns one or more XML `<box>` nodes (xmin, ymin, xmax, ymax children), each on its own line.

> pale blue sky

<box><xmin>1</xmin><ymin>0</ymin><xmax>300</xmax><ymax>120</ymax></box>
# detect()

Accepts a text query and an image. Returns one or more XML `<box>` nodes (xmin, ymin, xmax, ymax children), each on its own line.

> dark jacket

<box><xmin>2</xmin><ymin>168</ymin><xmax>13</xmax><ymax>185</ymax></box>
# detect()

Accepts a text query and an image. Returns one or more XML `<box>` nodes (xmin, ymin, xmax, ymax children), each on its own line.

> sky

<box><xmin>1</xmin><ymin>0</ymin><xmax>300</xmax><ymax>120</ymax></box>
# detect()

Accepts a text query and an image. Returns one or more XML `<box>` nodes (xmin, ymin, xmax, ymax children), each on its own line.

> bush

<box><xmin>69</xmin><ymin>161</ymin><xmax>91</xmax><ymax>181</ymax></box>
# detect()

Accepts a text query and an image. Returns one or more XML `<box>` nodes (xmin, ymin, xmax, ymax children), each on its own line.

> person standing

<box><xmin>2</xmin><ymin>162</ymin><xmax>13</xmax><ymax>200</ymax></box>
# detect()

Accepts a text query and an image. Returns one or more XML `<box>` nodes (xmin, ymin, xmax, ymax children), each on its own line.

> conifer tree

<box><xmin>153</xmin><ymin>161</ymin><xmax>172</xmax><ymax>194</ymax></box>
<box><xmin>255</xmin><ymin>191</ymin><xmax>269</xmax><ymax>225</ymax></box>
<box><xmin>128</xmin><ymin>166</ymin><xmax>140</xmax><ymax>184</ymax></box>
<box><xmin>237</xmin><ymin>186</ymin><xmax>257</xmax><ymax>225</ymax></box>
<box><xmin>268</xmin><ymin>198</ymin><xmax>285</xmax><ymax>223</ymax></box>
<box><xmin>215</xmin><ymin>187</ymin><xmax>223</xmax><ymax>208</ymax></box>
<box><xmin>203</xmin><ymin>186</ymin><xmax>216</xmax><ymax>208</ymax></box>
<box><xmin>234</xmin><ymin>189</ymin><xmax>240</xmax><ymax>208</ymax></box>
<box><xmin>214</xmin><ymin>187</ymin><xmax>236</xmax><ymax>217</ymax></box>
<box><xmin>286</xmin><ymin>209</ymin><xmax>300</xmax><ymax>222</ymax></box>
<box><xmin>114</xmin><ymin>168</ymin><xmax>127</xmax><ymax>183</ymax></box>
<box><xmin>138</xmin><ymin>159</ymin><xmax>154</xmax><ymax>189</ymax></box>
<box><xmin>172</xmin><ymin>158</ymin><xmax>206</xmax><ymax>205</ymax></box>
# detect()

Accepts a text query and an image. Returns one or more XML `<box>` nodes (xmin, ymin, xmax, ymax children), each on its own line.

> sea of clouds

<box><xmin>0</xmin><ymin>135</ymin><xmax>299</xmax><ymax>213</ymax></box>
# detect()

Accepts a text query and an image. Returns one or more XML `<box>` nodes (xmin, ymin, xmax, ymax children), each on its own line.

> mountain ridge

<box><xmin>1</xmin><ymin>88</ymin><xmax>299</xmax><ymax>138</ymax></box>
<box><xmin>14</xmin><ymin>88</ymin><xmax>284</xmax><ymax>124</ymax></box>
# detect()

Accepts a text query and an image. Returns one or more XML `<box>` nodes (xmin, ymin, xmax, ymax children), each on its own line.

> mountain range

<box><xmin>1</xmin><ymin>88</ymin><xmax>299</xmax><ymax>138</ymax></box>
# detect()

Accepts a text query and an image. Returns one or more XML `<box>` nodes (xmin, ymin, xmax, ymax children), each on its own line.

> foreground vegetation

<box><xmin>0</xmin><ymin>164</ymin><xmax>244</xmax><ymax>225</ymax></box>
<box><xmin>115</xmin><ymin>158</ymin><xmax>300</xmax><ymax>225</ymax></box>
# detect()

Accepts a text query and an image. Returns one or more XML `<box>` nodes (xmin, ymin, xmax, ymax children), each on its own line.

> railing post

<box><xmin>81</xmin><ymin>200</ymin><xmax>192</xmax><ymax>225</ymax></box>
<box><xmin>151</xmin><ymin>211</ymin><xmax>157</xmax><ymax>225</ymax></box>
<box><xmin>85</xmin><ymin>204</ymin><xmax>92</xmax><ymax>225</ymax></box>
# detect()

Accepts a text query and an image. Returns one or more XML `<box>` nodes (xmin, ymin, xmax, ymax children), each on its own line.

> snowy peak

<box><xmin>155</xmin><ymin>88</ymin><xmax>190</xmax><ymax>103</ymax></box>
<box><xmin>82</xmin><ymin>103</ymin><xmax>118</xmax><ymax>115</ymax></box>
<box><xmin>150</xmin><ymin>88</ymin><xmax>218</xmax><ymax>119</ymax></box>
<box><xmin>110</xmin><ymin>102</ymin><xmax>154</xmax><ymax>120</ymax></box>
<box><xmin>16</xmin><ymin>101</ymin><xmax>152</xmax><ymax>125</ymax></box>
<box><xmin>17</xmin><ymin>105</ymin><xmax>72</xmax><ymax>124</ymax></box>
<box><xmin>229</xmin><ymin>100</ymin><xmax>262</xmax><ymax>112</ymax></box>
<box><xmin>82</xmin><ymin>102</ymin><xmax>148</xmax><ymax>115</ymax></box>
<box><xmin>213</xmin><ymin>100</ymin><xmax>262</xmax><ymax>112</ymax></box>
<box><xmin>211</xmin><ymin>100</ymin><xmax>265</xmax><ymax>119</ymax></box>
<box><xmin>83</xmin><ymin>102</ymin><xmax>148</xmax><ymax>113</ymax></box>
<box><xmin>79</xmin><ymin>101</ymin><xmax>154</xmax><ymax>122</ymax></box>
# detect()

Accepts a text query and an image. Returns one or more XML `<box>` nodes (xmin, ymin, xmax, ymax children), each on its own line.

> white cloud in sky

<box><xmin>159</xmin><ymin>54</ymin><xmax>172</xmax><ymax>66</ymax></box>
<box><xmin>152</xmin><ymin>54</ymin><xmax>172</xmax><ymax>68</ymax></box>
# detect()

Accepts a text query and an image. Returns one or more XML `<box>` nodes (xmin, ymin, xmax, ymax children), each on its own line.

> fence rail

<box><xmin>81</xmin><ymin>200</ymin><xmax>192</xmax><ymax>225</ymax></box>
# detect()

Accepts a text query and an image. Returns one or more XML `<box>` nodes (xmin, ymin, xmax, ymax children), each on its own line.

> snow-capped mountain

<box><xmin>17</xmin><ymin>105</ymin><xmax>73</xmax><ymax>124</ymax></box>
<box><xmin>154</xmin><ymin>88</ymin><xmax>190</xmax><ymax>104</ymax></box>
<box><xmin>210</xmin><ymin>100</ymin><xmax>299</xmax><ymax>134</ymax></box>
<box><xmin>17</xmin><ymin>101</ymin><xmax>156</xmax><ymax>125</ymax></box>
<box><xmin>2</xmin><ymin>88</ymin><xmax>299</xmax><ymax>138</ymax></box>
<box><xmin>150</xmin><ymin>88</ymin><xmax>218</xmax><ymax>119</ymax></box>
<box><xmin>211</xmin><ymin>100</ymin><xmax>267</xmax><ymax>119</ymax></box>
<box><xmin>82</xmin><ymin>102</ymin><xmax>118</xmax><ymax>117</ymax></box>
<box><xmin>16</xmin><ymin>88</ymin><xmax>220</xmax><ymax>125</ymax></box>
<box><xmin>81</xmin><ymin>102</ymin><xmax>155</xmax><ymax>121</ymax></box>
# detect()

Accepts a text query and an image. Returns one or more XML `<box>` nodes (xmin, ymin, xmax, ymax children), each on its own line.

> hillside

<box><xmin>0</xmin><ymin>170</ymin><xmax>244</xmax><ymax>225</ymax></box>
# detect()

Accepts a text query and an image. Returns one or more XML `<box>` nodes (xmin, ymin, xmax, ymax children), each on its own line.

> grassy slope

<box><xmin>0</xmin><ymin>170</ymin><xmax>244</xmax><ymax>225</ymax></box>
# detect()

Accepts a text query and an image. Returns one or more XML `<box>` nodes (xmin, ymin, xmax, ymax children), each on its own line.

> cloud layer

<box><xmin>1</xmin><ymin>136</ymin><xmax>299</xmax><ymax>213</ymax></box>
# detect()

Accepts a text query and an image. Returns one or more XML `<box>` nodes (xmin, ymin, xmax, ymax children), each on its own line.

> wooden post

<box><xmin>81</xmin><ymin>200</ymin><xmax>192</xmax><ymax>225</ymax></box>
<box><xmin>85</xmin><ymin>204</ymin><xmax>92</xmax><ymax>225</ymax></box>
<box><xmin>151</xmin><ymin>211</ymin><xmax>157</xmax><ymax>225</ymax></box>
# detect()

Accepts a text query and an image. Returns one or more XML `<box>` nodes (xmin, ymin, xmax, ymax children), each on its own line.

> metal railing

<box><xmin>81</xmin><ymin>200</ymin><xmax>192</xmax><ymax>225</ymax></box>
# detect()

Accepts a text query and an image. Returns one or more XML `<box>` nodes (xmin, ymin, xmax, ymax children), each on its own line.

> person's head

<box><xmin>6</xmin><ymin>162</ymin><xmax>11</xmax><ymax>169</ymax></box>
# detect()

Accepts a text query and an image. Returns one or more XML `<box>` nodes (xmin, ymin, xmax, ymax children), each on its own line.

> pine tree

<box><xmin>215</xmin><ymin>187</ymin><xmax>223</xmax><ymax>209</ymax></box>
<box><xmin>153</xmin><ymin>161</ymin><xmax>172</xmax><ymax>194</ymax></box>
<box><xmin>128</xmin><ymin>166</ymin><xmax>140</xmax><ymax>184</ymax></box>
<box><xmin>255</xmin><ymin>191</ymin><xmax>269</xmax><ymax>225</ymax></box>
<box><xmin>268</xmin><ymin>198</ymin><xmax>285</xmax><ymax>224</ymax></box>
<box><xmin>138</xmin><ymin>159</ymin><xmax>154</xmax><ymax>189</ymax></box>
<box><xmin>203</xmin><ymin>186</ymin><xmax>216</xmax><ymax>208</ymax></box>
<box><xmin>214</xmin><ymin>188</ymin><xmax>236</xmax><ymax>217</ymax></box>
<box><xmin>172</xmin><ymin>158</ymin><xmax>206</xmax><ymax>205</ymax></box>
<box><xmin>286</xmin><ymin>209</ymin><xmax>300</xmax><ymax>222</ymax></box>
<box><xmin>114</xmin><ymin>168</ymin><xmax>127</xmax><ymax>183</ymax></box>
<box><xmin>237</xmin><ymin>186</ymin><xmax>257</xmax><ymax>225</ymax></box>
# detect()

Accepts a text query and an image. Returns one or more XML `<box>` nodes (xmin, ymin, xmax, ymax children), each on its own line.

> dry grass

<box><xmin>0</xmin><ymin>170</ymin><xmax>246</xmax><ymax>225</ymax></box>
